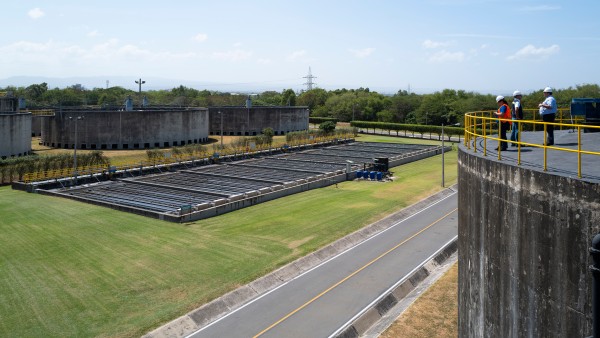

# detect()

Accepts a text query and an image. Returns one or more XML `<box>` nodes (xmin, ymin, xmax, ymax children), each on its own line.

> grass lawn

<box><xmin>1</xmin><ymin>135</ymin><xmax>457</xmax><ymax>337</ymax></box>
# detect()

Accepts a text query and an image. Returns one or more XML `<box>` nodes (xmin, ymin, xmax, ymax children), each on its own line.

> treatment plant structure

<box><xmin>208</xmin><ymin>106</ymin><xmax>309</xmax><ymax>136</ymax></box>
<box><xmin>458</xmin><ymin>116</ymin><xmax>600</xmax><ymax>337</ymax></box>
<box><xmin>0</xmin><ymin>95</ymin><xmax>31</xmax><ymax>159</ymax></box>
<box><xmin>40</xmin><ymin>106</ymin><xmax>210</xmax><ymax>150</ymax></box>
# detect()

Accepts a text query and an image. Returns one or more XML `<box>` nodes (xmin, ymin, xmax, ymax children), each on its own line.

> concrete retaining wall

<box><xmin>208</xmin><ymin>106</ymin><xmax>309</xmax><ymax>136</ymax></box>
<box><xmin>457</xmin><ymin>147</ymin><xmax>600</xmax><ymax>337</ymax></box>
<box><xmin>0</xmin><ymin>113</ymin><xmax>32</xmax><ymax>159</ymax></box>
<box><xmin>40</xmin><ymin>108</ymin><xmax>209</xmax><ymax>150</ymax></box>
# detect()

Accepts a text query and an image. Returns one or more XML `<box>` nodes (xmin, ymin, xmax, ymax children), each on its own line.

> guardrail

<box><xmin>463</xmin><ymin>110</ymin><xmax>600</xmax><ymax>178</ymax></box>
<box><xmin>29</xmin><ymin>109</ymin><xmax>56</xmax><ymax>116</ymax></box>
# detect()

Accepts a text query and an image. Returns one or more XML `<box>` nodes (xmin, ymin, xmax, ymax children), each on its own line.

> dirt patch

<box><xmin>288</xmin><ymin>236</ymin><xmax>315</xmax><ymax>255</ymax></box>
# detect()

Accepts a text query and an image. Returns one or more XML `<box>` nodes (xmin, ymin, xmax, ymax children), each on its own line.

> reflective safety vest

<box><xmin>498</xmin><ymin>103</ymin><xmax>511</xmax><ymax>120</ymax></box>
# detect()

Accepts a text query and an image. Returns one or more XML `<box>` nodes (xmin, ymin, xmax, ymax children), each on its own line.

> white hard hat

<box><xmin>496</xmin><ymin>95</ymin><xmax>504</xmax><ymax>102</ymax></box>
<box><xmin>543</xmin><ymin>87</ymin><xmax>553</xmax><ymax>93</ymax></box>
<box><xmin>513</xmin><ymin>90</ymin><xmax>522</xmax><ymax>97</ymax></box>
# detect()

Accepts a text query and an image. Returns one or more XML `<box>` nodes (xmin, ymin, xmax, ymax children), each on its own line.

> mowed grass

<box><xmin>0</xmin><ymin>135</ymin><xmax>457</xmax><ymax>337</ymax></box>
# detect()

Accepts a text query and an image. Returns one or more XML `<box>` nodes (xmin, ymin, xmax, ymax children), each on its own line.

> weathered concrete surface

<box><xmin>208</xmin><ymin>106</ymin><xmax>309</xmax><ymax>136</ymax></box>
<box><xmin>40</xmin><ymin>108</ymin><xmax>209</xmax><ymax>150</ymax></box>
<box><xmin>0</xmin><ymin>113</ymin><xmax>32</xmax><ymax>159</ymax></box>
<box><xmin>458</xmin><ymin>146</ymin><xmax>600</xmax><ymax>337</ymax></box>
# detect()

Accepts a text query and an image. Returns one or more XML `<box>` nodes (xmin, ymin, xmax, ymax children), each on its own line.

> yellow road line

<box><xmin>253</xmin><ymin>207</ymin><xmax>458</xmax><ymax>337</ymax></box>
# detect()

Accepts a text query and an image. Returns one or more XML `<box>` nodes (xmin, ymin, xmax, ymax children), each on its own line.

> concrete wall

<box><xmin>0</xmin><ymin>113</ymin><xmax>32</xmax><ymax>159</ymax></box>
<box><xmin>40</xmin><ymin>108</ymin><xmax>209</xmax><ymax>150</ymax></box>
<box><xmin>208</xmin><ymin>106</ymin><xmax>309</xmax><ymax>136</ymax></box>
<box><xmin>458</xmin><ymin>147</ymin><xmax>600</xmax><ymax>337</ymax></box>
<box><xmin>32</xmin><ymin>115</ymin><xmax>42</xmax><ymax>136</ymax></box>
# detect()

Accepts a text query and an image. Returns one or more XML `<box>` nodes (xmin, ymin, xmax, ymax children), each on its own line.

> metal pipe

<box><xmin>441</xmin><ymin>123</ymin><xmax>444</xmax><ymax>187</ymax></box>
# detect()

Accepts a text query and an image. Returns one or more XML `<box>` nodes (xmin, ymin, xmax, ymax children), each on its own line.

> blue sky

<box><xmin>1</xmin><ymin>0</ymin><xmax>599</xmax><ymax>94</ymax></box>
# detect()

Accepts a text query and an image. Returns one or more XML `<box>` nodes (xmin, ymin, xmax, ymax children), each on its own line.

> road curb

<box><xmin>333</xmin><ymin>237</ymin><xmax>458</xmax><ymax>338</ymax></box>
<box><xmin>143</xmin><ymin>185</ymin><xmax>458</xmax><ymax>338</ymax></box>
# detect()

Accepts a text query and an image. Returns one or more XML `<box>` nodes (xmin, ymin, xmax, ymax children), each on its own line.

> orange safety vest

<box><xmin>498</xmin><ymin>103</ymin><xmax>511</xmax><ymax>121</ymax></box>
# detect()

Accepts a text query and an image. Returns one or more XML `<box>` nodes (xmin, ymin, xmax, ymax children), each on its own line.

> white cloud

<box><xmin>211</xmin><ymin>49</ymin><xmax>252</xmax><ymax>61</ymax></box>
<box><xmin>233</xmin><ymin>42</ymin><xmax>243</xmax><ymax>47</ymax></box>
<box><xmin>422</xmin><ymin>39</ymin><xmax>452</xmax><ymax>49</ymax></box>
<box><xmin>349</xmin><ymin>47</ymin><xmax>375</xmax><ymax>58</ymax></box>
<box><xmin>286</xmin><ymin>50</ymin><xmax>307</xmax><ymax>62</ymax></box>
<box><xmin>507</xmin><ymin>44</ymin><xmax>560</xmax><ymax>60</ymax></box>
<box><xmin>428</xmin><ymin>50</ymin><xmax>465</xmax><ymax>63</ymax></box>
<box><xmin>257</xmin><ymin>58</ymin><xmax>271</xmax><ymax>64</ymax></box>
<box><xmin>193</xmin><ymin>33</ymin><xmax>208</xmax><ymax>42</ymax></box>
<box><xmin>0</xmin><ymin>39</ymin><xmax>198</xmax><ymax>72</ymax></box>
<box><xmin>87</xmin><ymin>30</ymin><xmax>100</xmax><ymax>38</ymax></box>
<box><xmin>28</xmin><ymin>8</ymin><xmax>45</xmax><ymax>20</ymax></box>
<box><xmin>519</xmin><ymin>5</ymin><xmax>561</xmax><ymax>11</ymax></box>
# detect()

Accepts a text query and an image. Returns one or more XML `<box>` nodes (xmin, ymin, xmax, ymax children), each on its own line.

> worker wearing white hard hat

<box><xmin>538</xmin><ymin>86</ymin><xmax>557</xmax><ymax>146</ymax></box>
<box><xmin>510</xmin><ymin>91</ymin><xmax>524</xmax><ymax>146</ymax></box>
<box><xmin>493</xmin><ymin>95</ymin><xmax>511</xmax><ymax>151</ymax></box>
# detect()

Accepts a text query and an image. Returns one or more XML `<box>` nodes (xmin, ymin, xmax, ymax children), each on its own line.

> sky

<box><xmin>1</xmin><ymin>0</ymin><xmax>600</xmax><ymax>95</ymax></box>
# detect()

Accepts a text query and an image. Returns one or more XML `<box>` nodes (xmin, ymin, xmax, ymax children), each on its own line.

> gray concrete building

<box><xmin>40</xmin><ymin>107</ymin><xmax>209</xmax><ymax>150</ymax></box>
<box><xmin>208</xmin><ymin>106</ymin><xmax>309</xmax><ymax>136</ymax></box>
<box><xmin>0</xmin><ymin>96</ymin><xmax>32</xmax><ymax>159</ymax></box>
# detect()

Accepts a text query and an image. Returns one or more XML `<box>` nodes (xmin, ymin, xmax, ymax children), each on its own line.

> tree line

<box><xmin>3</xmin><ymin>83</ymin><xmax>599</xmax><ymax>127</ymax></box>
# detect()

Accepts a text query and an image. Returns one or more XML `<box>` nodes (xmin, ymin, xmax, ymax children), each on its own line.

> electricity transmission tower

<box><xmin>303</xmin><ymin>67</ymin><xmax>317</xmax><ymax>91</ymax></box>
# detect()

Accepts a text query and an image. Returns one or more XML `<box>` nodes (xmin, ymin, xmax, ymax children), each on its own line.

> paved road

<box><xmin>188</xmin><ymin>191</ymin><xmax>458</xmax><ymax>338</ymax></box>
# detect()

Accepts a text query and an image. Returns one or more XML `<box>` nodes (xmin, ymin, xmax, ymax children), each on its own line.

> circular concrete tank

<box><xmin>208</xmin><ymin>106</ymin><xmax>309</xmax><ymax>136</ymax></box>
<box><xmin>0</xmin><ymin>112</ymin><xmax>32</xmax><ymax>159</ymax></box>
<box><xmin>41</xmin><ymin>108</ymin><xmax>209</xmax><ymax>150</ymax></box>
<box><xmin>458</xmin><ymin>146</ymin><xmax>600</xmax><ymax>337</ymax></box>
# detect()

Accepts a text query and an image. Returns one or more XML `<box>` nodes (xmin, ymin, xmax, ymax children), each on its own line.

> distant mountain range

<box><xmin>0</xmin><ymin>76</ymin><xmax>509</xmax><ymax>95</ymax></box>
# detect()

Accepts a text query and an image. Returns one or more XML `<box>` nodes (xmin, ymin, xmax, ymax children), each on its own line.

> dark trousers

<box><xmin>499</xmin><ymin>122</ymin><xmax>509</xmax><ymax>150</ymax></box>
<box><xmin>542</xmin><ymin>113</ymin><xmax>555</xmax><ymax>145</ymax></box>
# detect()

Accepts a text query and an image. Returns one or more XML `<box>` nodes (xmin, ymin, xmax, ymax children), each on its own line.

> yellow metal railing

<box><xmin>521</xmin><ymin>108</ymin><xmax>584</xmax><ymax>130</ymax></box>
<box><xmin>463</xmin><ymin>110</ymin><xmax>600</xmax><ymax>178</ymax></box>
<box><xmin>29</xmin><ymin>109</ymin><xmax>56</xmax><ymax>116</ymax></box>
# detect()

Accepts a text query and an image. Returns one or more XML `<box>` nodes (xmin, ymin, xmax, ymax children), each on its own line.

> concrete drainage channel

<box><xmin>33</xmin><ymin>142</ymin><xmax>449</xmax><ymax>222</ymax></box>
<box><xmin>143</xmin><ymin>186</ymin><xmax>458</xmax><ymax>338</ymax></box>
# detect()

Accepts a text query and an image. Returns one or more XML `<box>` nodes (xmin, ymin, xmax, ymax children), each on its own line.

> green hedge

<box><xmin>309</xmin><ymin>117</ymin><xmax>338</xmax><ymax>124</ymax></box>
<box><xmin>350</xmin><ymin>121</ymin><xmax>463</xmax><ymax>141</ymax></box>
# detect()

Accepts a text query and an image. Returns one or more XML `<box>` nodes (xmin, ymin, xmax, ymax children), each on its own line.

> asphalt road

<box><xmin>188</xmin><ymin>191</ymin><xmax>458</xmax><ymax>338</ymax></box>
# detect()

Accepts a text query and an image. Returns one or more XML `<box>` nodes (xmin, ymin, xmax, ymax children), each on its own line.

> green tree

<box><xmin>25</xmin><ymin>83</ymin><xmax>48</xmax><ymax>103</ymax></box>
<box><xmin>281</xmin><ymin>89</ymin><xmax>297</xmax><ymax>106</ymax></box>
<box><xmin>319</xmin><ymin>120</ymin><xmax>336</xmax><ymax>134</ymax></box>
<box><xmin>261</xmin><ymin>127</ymin><xmax>274</xmax><ymax>147</ymax></box>
<box><xmin>254</xmin><ymin>91</ymin><xmax>281</xmax><ymax>106</ymax></box>
<box><xmin>297</xmin><ymin>88</ymin><xmax>329</xmax><ymax>110</ymax></box>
